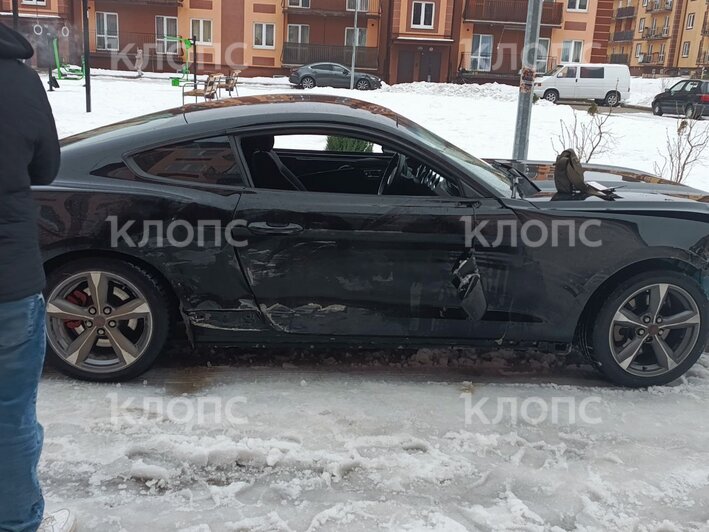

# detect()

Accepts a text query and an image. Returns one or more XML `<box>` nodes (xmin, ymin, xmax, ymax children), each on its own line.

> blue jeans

<box><xmin>0</xmin><ymin>294</ymin><xmax>46</xmax><ymax>532</ymax></box>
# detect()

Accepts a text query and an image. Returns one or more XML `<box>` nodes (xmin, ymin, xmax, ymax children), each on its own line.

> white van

<box><xmin>533</xmin><ymin>64</ymin><xmax>631</xmax><ymax>106</ymax></box>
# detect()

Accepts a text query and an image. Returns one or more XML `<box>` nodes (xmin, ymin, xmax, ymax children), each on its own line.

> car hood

<box><xmin>488</xmin><ymin>159</ymin><xmax>709</xmax><ymax>217</ymax></box>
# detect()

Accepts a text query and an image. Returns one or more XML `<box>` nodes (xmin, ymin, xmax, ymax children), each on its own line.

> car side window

<box><xmin>580</xmin><ymin>67</ymin><xmax>604</xmax><ymax>79</ymax></box>
<box><xmin>558</xmin><ymin>66</ymin><xmax>577</xmax><ymax>79</ymax></box>
<box><xmin>669</xmin><ymin>81</ymin><xmax>687</xmax><ymax>93</ymax></box>
<box><xmin>240</xmin><ymin>133</ymin><xmax>461</xmax><ymax>198</ymax></box>
<box><xmin>685</xmin><ymin>81</ymin><xmax>701</xmax><ymax>92</ymax></box>
<box><xmin>132</xmin><ymin>136</ymin><xmax>245</xmax><ymax>186</ymax></box>
<box><xmin>313</xmin><ymin>64</ymin><xmax>332</xmax><ymax>71</ymax></box>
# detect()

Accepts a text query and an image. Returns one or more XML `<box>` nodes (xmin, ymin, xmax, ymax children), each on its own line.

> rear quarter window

<box><xmin>131</xmin><ymin>136</ymin><xmax>245</xmax><ymax>186</ymax></box>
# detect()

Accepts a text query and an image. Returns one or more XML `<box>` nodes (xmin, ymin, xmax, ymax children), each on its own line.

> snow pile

<box><xmin>628</xmin><ymin>76</ymin><xmax>684</xmax><ymax>108</ymax></box>
<box><xmin>384</xmin><ymin>81</ymin><xmax>520</xmax><ymax>102</ymax></box>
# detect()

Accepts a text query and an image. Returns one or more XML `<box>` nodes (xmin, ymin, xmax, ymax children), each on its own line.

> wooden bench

<box><xmin>218</xmin><ymin>70</ymin><xmax>241</xmax><ymax>97</ymax></box>
<box><xmin>182</xmin><ymin>74</ymin><xmax>222</xmax><ymax>105</ymax></box>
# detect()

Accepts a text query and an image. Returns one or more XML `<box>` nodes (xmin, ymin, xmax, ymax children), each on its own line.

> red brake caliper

<box><xmin>64</xmin><ymin>290</ymin><xmax>89</xmax><ymax>330</ymax></box>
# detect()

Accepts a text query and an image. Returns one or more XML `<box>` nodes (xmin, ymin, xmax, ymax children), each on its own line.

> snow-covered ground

<box><xmin>46</xmin><ymin>74</ymin><xmax>709</xmax><ymax>191</ymax></box>
<box><xmin>38</xmin><ymin>73</ymin><xmax>709</xmax><ymax>530</ymax></box>
<box><xmin>40</xmin><ymin>350</ymin><xmax>709</xmax><ymax>531</ymax></box>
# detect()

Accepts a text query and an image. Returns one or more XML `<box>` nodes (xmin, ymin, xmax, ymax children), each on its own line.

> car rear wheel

<box><xmin>356</xmin><ymin>79</ymin><xmax>371</xmax><ymax>90</ymax></box>
<box><xmin>543</xmin><ymin>90</ymin><xmax>559</xmax><ymax>104</ymax></box>
<box><xmin>603</xmin><ymin>91</ymin><xmax>620</xmax><ymax>107</ymax></box>
<box><xmin>300</xmin><ymin>76</ymin><xmax>316</xmax><ymax>89</ymax></box>
<box><xmin>44</xmin><ymin>258</ymin><xmax>171</xmax><ymax>381</ymax></box>
<box><xmin>685</xmin><ymin>104</ymin><xmax>700</xmax><ymax>120</ymax></box>
<box><xmin>652</xmin><ymin>103</ymin><xmax>663</xmax><ymax>116</ymax></box>
<box><xmin>588</xmin><ymin>271</ymin><xmax>707</xmax><ymax>387</ymax></box>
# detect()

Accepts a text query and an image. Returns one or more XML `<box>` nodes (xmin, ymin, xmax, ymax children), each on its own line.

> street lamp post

<box><xmin>350</xmin><ymin>0</ymin><xmax>359</xmax><ymax>90</ymax></box>
<box><xmin>11</xmin><ymin>0</ymin><xmax>19</xmax><ymax>31</ymax></box>
<box><xmin>81</xmin><ymin>0</ymin><xmax>92</xmax><ymax>112</ymax></box>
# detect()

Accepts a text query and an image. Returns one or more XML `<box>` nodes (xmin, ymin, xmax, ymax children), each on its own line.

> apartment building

<box><xmin>608</xmin><ymin>0</ymin><xmax>709</xmax><ymax>76</ymax></box>
<box><xmin>458</xmin><ymin>0</ymin><xmax>612</xmax><ymax>85</ymax></box>
<box><xmin>0</xmin><ymin>0</ymin><xmax>74</xmax><ymax>67</ymax></box>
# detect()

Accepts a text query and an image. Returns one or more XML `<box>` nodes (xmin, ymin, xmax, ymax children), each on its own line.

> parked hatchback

<box><xmin>289</xmin><ymin>62</ymin><xmax>382</xmax><ymax>90</ymax></box>
<box><xmin>652</xmin><ymin>79</ymin><xmax>709</xmax><ymax>119</ymax></box>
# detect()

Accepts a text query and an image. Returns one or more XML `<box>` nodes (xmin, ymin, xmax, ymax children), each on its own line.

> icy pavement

<box><xmin>39</xmin><ymin>349</ymin><xmax>709</xmax><ymax>531</ymax></box>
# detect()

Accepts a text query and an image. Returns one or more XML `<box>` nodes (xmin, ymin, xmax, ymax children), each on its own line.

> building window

<box><xmin>22</xmin><ymin>0</ymin><xmax>46</xmax><ymax>4</ymax></box>
<box><xmin>156</xmin><ymin>16</ymin><xmax>178</xmax><ymax>54</ymax></box>
<box><xmin>346</xmin><ymin>0</ymin><xmax>369</xmax><ymax>11</ymax></box>
<box><xmin>254</xmin><ymin>23</ymin><xmax>275</xmax><ymax>48</ymax></box>
<box><xmin>345</xmin><ymin>27</ymin><xmax>367</xmax><ymax>46</ymax></box>
<box><xmin>681</xmin><ymin>41</ymin><xmax>690</xmax><ymax>57</ymax></box>
<box><xmin>536</xmin><ymin>37</ymin><xmax>550</xmax><ymax>73</ymax></box>
<box><xmin>635</xmin><ymin>43</ymin><xmax>642</xmax><ymax>57</ymax></box>
<box><xmin>686</xmin><ymin>13</ymin><xmax>695</xmax><ymax>30</ymax></box>
<box><xmin>289</xmin><ymin>0</ymin><xmax>311</xmax><ymax>6</ymax></box>
<box><xmin>411</xmin><ymin>1</ymin><xmax>435</xmax><ymax>29</ymax></box>
<box><xmin>638</xmin><ymin>18</ymin><xmax>645</xmax><ymax>32</ymax></box>
<box><xmin>287</xmin><ymin>24</ymin><xmax>310</xmax><ymax>43</ymax></box>
<box><xmin>561</xmin><ymin>40</ymin><xmax>583</xmax><ymax>62</ymax></box>
<box><xmin>96</xmin><ymin>12</ymin><xmax>119</xmax><ymax>51</ymax></box>
<box><xmin>567</xmin><ymin>0</ymin><xmax>588</xmax><ymax>11</ymax></box>
<box><xmin>471</xmin><ymin>34</ymin><xmax>493</xmax><ymax>71</ymax></box>
<box><xmin>190</xmin><ymin>19</ymin><xmax>212</xmax><ymax>44</ymax></box>
<box><xmin>658</xmin><ymin>43</ymin><xmax>666</xmax><ymax>61</ymax></box>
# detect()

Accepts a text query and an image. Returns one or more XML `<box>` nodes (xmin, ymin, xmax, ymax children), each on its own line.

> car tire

<box><xmin>44</xmin><ymin>258</ymin><xmax>172</xmax><ymax>382</ymax></box>
<box><xmin>652</xmin><ymin>103</ymin><xmax>663</xmax><ymax>116</ymax></box>
<box><xmin>543</xmin><ymin>89</ymin><xmax>559</xmax><ymax>104</ymax></box>
<box><xmin>587</xmin><ymin>270</ymin><xmax>708</xmax><ymax>387</ymax></box>
<box><xmin>603</xmin><ymin>91</ymin><xmax>620</xmax><ymax>107</ymax></box>
<box><xmin>300</xmin><ymin>76</ymin><xmax>316</xmax><ymax>89</ymax></box>
<box><xmin>685</xmin><ymin>104</ymin><xmax>700</xmax><ymax>120</ymax></box>
<box><xmin>355</xmin><ymin>79</ymin><xmax>371</xmax><ymax>90</ymax></box>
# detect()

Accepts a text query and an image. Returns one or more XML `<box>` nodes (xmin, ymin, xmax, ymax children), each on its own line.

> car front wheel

<box><xmin>356</xmin><ymin>79</ymin><xmax>371</xmax><ymax>90</ymax></box>
<box><xmin>300</xmin><ymin>76</ymin><xmax>316</xmax><ymax>89</ymax></box>
<box><xmin>652</xmin><ymin>103</ymin><xmax>663</xmax><ymax>116</ymax></box>
<box><xmin>44</xmin><ymin>258</ymin><xmax>171</xmax><ymax>381</ymax></box>
<box><xmin>543</xmin><ymin>90</ymin><xmax>559</xmax><ymax>104</ymax></box>
<box><xmin>588</xmin><ymin>271</ymin><xmax>707</xmax><ymax>387</ymax></box>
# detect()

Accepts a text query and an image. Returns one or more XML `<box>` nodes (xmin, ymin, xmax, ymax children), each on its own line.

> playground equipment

<box><xmin>169</xmin><ymin>36</ymin><xmax>196</xmax><ymax>87</ymax></box>
<box><xmin>52</xmin><ymin>37</ymin><xmax>85</xmax><ymax>81</ymax></box>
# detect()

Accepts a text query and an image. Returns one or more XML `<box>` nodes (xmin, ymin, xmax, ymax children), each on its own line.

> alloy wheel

<box><xmin>356</xmin><ymin>79</ymin><xmax>370</xmax><ymax>90</ymax></box>
<box><xmin>608</xmin><ymin>283</ymin><xmax>701</xmax><ymax>377</ymax></box>
<box><xmin>606</xmin><ymin>93</ymin><xmax>619</xmax><ymax>107</ymax></box>
<box><xmin>46</xmin><ymin>271</ymin><xmax>154</xmax><ymax>374</ymax></box>
<box><xmin>301</xmin><ymin>77</ymin><xmax>315</xmax><ymax>89</ymax></box>
<box><xmin>544</xmin><ymin>91</ymin><xmax>558</xmax><ymax>103</ymax></box>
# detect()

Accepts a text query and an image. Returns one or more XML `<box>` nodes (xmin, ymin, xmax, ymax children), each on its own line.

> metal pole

<box><xmin>47</xmin><ymin>32</ymin><xmax>54</xmax><ymax>91</ymax></box>
<box><xmin>11</xmin><ymin>0</ymin><xmax>19</xmax><ymax>31</ymax></box>
<box><xmin>512</xmin><ymin>0</ymin><xmax>543</xmax><ymax>160</ymax></box>
<box><xmin>81</xmin><ymin>0</ymin><xmax>91</xmax><ymax>112</ymax></box>
<box><xmin>350</xmin><ymin>0</ymin><xmax>359</xmax><ymax>90</ymax></box>
<box><xmin>192</xmin><ymin>36</ymin><xmax>197</xmax><ymax>87</ymax></box>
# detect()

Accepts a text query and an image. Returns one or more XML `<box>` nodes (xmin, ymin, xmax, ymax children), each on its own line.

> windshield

<box><xmin>398</xmin><ymin>119</ymin><xmax>514</xmax><ymax>197</ymax></box>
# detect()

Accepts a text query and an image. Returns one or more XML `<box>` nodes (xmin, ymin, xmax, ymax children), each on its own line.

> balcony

<box><xmin>614</xmin><ymin>6</ymin><xmax>636</xmax><ymax>19</ymax></box>
<box><xmin>463</xmin><ymin>0</ymin><xmax>563</xmax><ymax>27</ymax></box>
<box><xmin>282</xmin><ymin>42</ymin><xmax>379</xmax><ymax>69</ymax></box>
<box><xmin>640</xmin><ymin>52</ymin><xmax>665</xmax><ymax>64</ymax></box>
<box><xmin>609</xmin><ymin>53</ymin><xmax>629</xmax><ymax>64</ymax></box>
<box><xmin>642</xmin><ymin>27</ymin><xmax>670</xmax><ymax>39</ymax></box>
<box><xmin>282</xmin><ymin>0</ymin><xmax>380</xmax><ymax>17</ymax></box>
<box><xmin>612</xmin><ymin>30</ymin><xmax>635</xmax><ymax>42</ymax></box>
<box><xmin>645</xmin><ymin>0</ymin><xmax>673</xmax><ymax>13</ymax></box>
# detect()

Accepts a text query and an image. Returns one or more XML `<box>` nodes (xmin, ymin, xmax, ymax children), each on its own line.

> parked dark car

<box><xmin>652</xmin><ymin>79</ymin><xmax>709</xmax><ymax>119</ymax></box>
<box><xmin>289</xmin><ymin>62</ymin><xmax>381</xmax><ymax>90</ymax></box>
<box><xmin>38</xmin><ymin>95</ymin><xmax>708</xmax><ymax>387</ymax></box>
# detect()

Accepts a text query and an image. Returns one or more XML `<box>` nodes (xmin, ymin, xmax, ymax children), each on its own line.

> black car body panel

<box><xmin>39</xmin><ymin>95</ymin><xmax>709</xmax><ymax>351</ymax></box>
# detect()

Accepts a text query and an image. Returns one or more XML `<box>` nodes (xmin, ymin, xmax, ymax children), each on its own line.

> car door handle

<box><xmin>244</xmin><ymin>222</ymin><xmax>304</xmax><ymax>235</ymax></box>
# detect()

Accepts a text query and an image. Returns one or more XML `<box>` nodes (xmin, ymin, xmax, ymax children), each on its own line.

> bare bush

<box><xmin>552</xmin><ymin>102</ymin><xmax>616</xmax><ymax>163</ymax></box>
<box><xmin>653</xmin><ymin>119</ymin><xmax>709</xmax><ymax>183</ymax></box>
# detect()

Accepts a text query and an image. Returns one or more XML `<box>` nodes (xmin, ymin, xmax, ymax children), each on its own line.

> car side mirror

<box><xmin>665</xmin><ymin>88</ymin><xmax>671</xmax><ymax>93</ymax></box>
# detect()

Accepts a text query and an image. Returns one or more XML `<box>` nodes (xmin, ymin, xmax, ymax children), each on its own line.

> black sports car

<box><xmin>38</xmin><ymin>94</ymin><xmax>709</xmax><ymax>387</ymax></box>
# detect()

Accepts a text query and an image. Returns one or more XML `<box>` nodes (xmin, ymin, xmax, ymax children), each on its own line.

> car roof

<box><xmin>59</xmin><ymin>94</ymin><xmax>412</xmax><ymax>165</ymax></box>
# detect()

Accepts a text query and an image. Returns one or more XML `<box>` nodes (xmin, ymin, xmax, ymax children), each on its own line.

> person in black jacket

<box><xmin>0</xmin><ymin>23</ymin><xmax>76</xmax><ymax>532</ymax></box>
